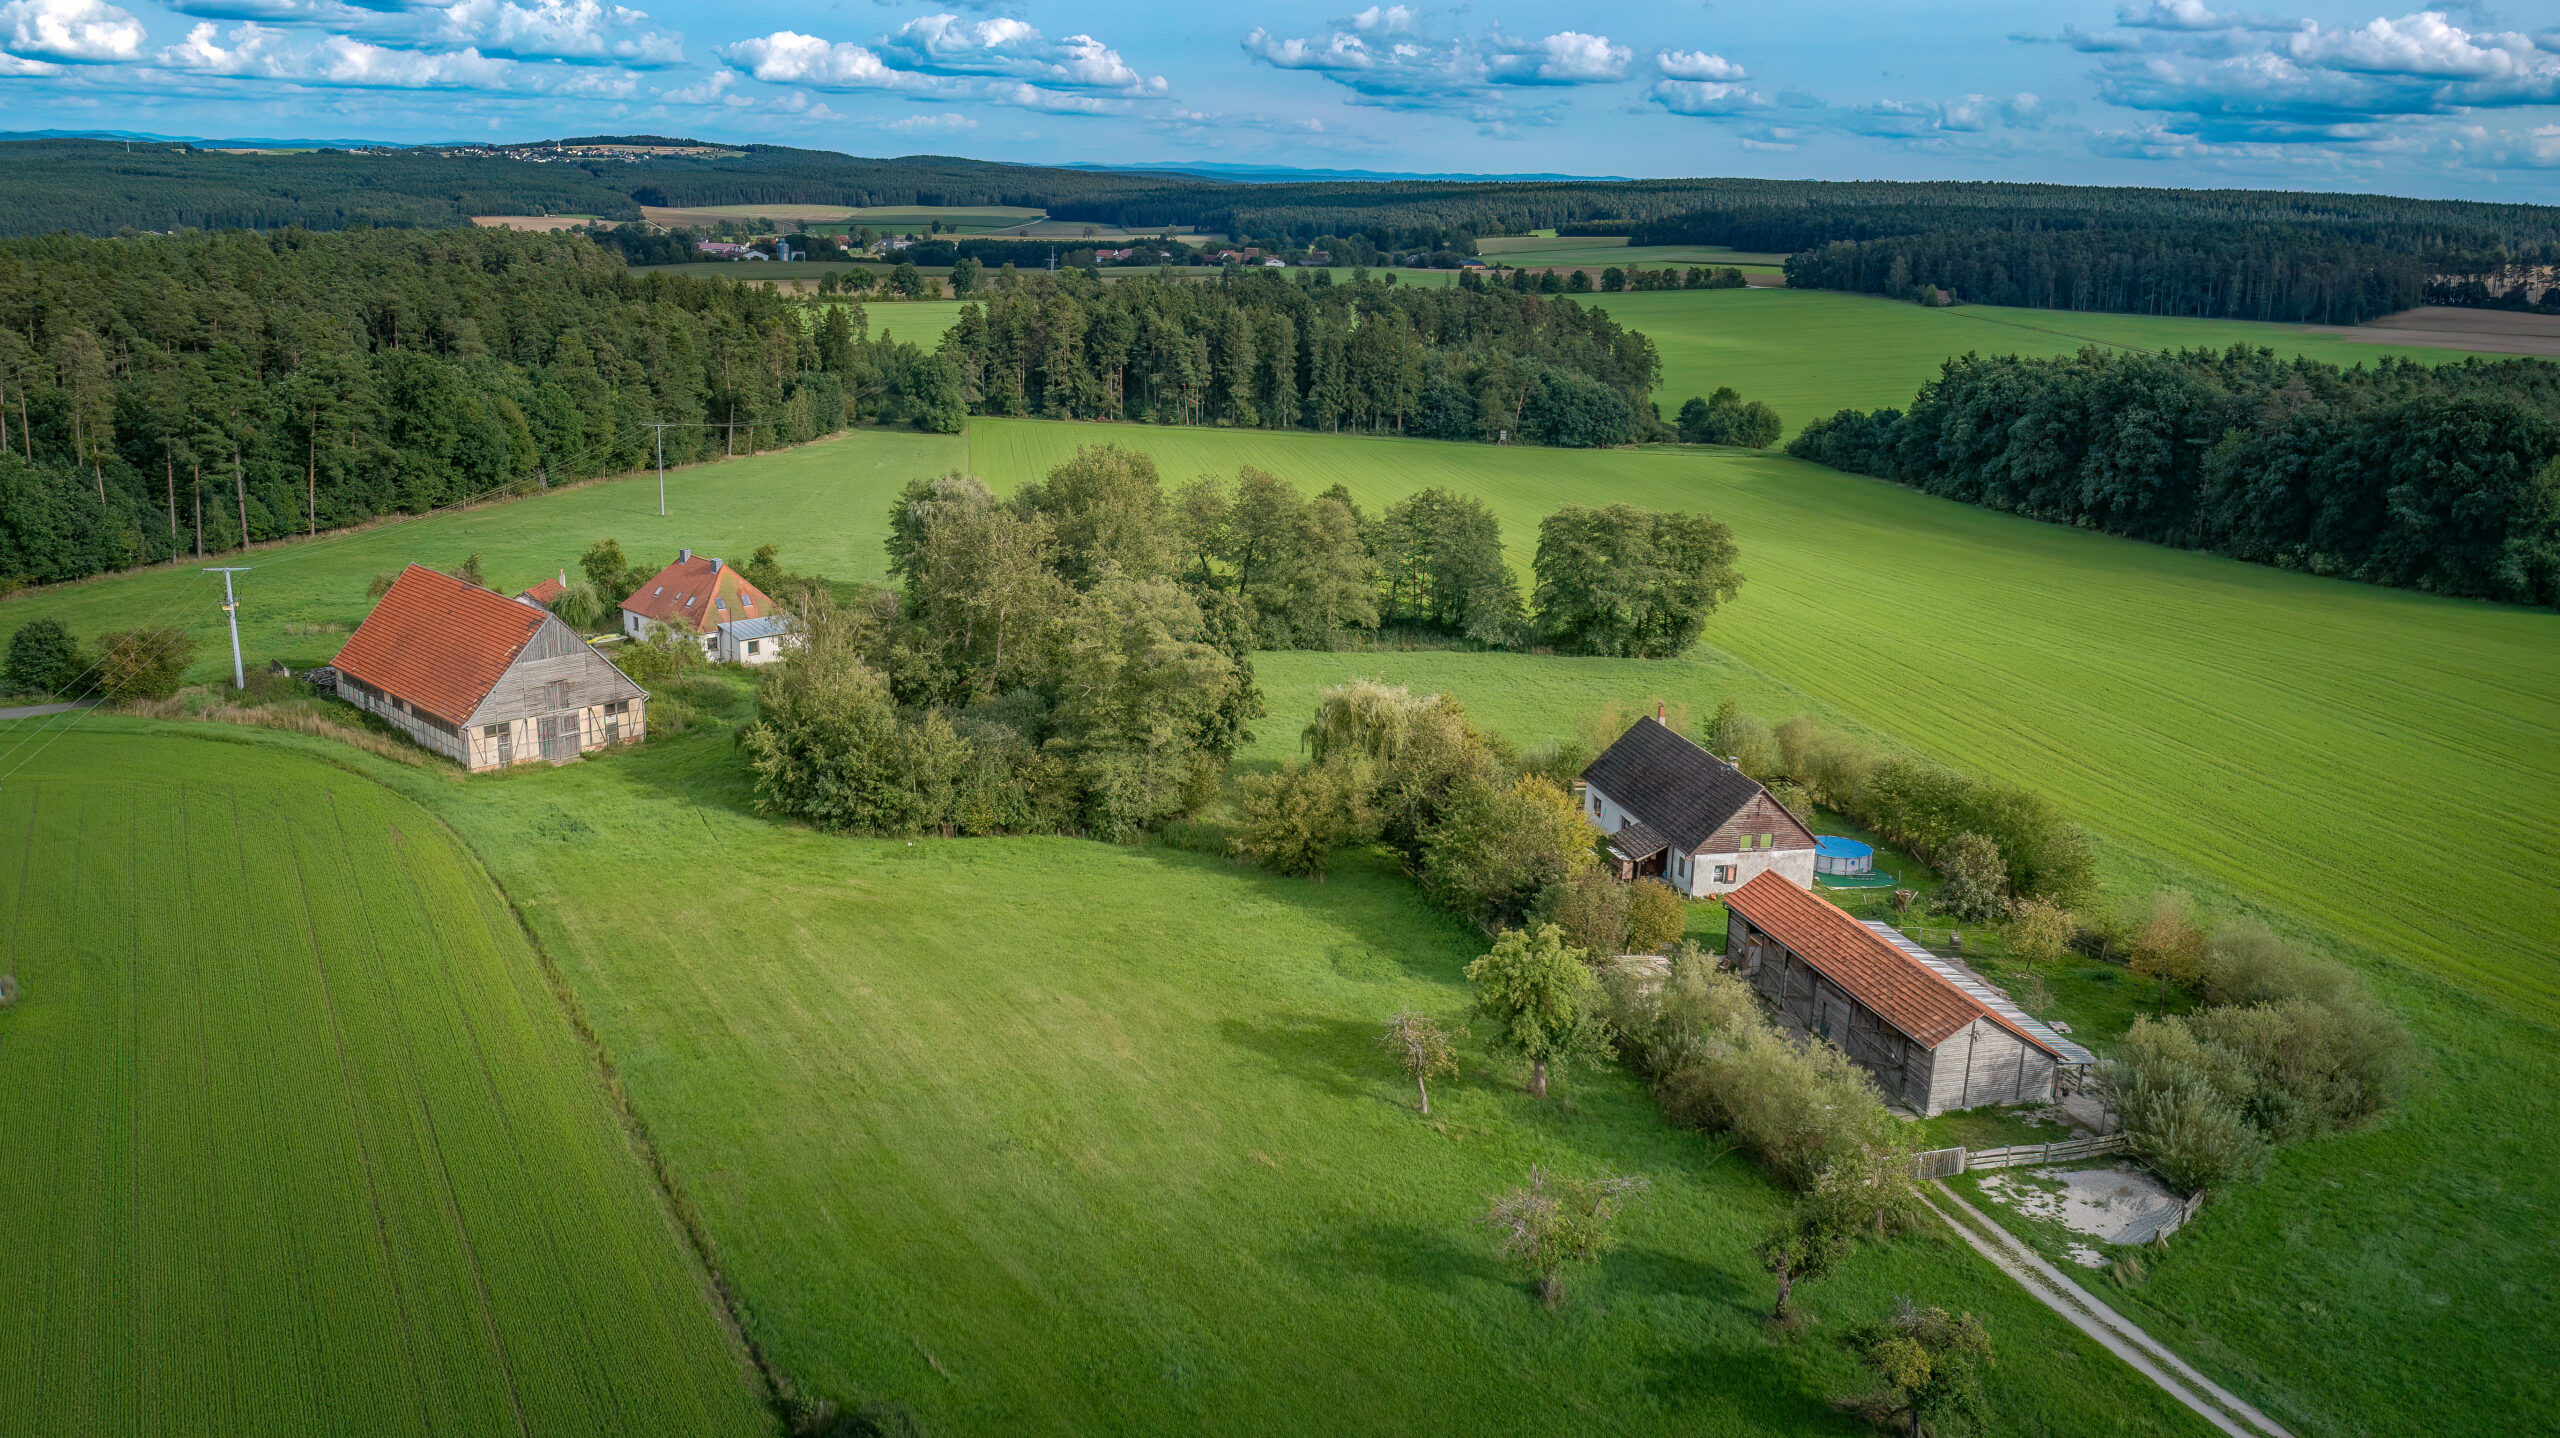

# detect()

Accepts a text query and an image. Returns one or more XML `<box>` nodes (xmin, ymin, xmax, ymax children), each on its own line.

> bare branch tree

<box><xmin>1378</xmin><ymin>1009</ymin><xmax>1463</xmax><ymax>1115</ymax></box>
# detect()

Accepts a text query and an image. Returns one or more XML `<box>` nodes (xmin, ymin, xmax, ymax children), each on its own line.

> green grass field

<box><xmin>278</xmin><ymin>681</ymin><xmax>2208</xmax><ymax>1438</ymax></box>
<box><xmin>0</xmin><ymin>730</ymin><xmax>766</xmax><ymax>1436</ymax></box>
<box><xmin>5</xmin><ymin>291</ymin><xmax>2554</xmax><ymax>1433</ymax></box>
<box><xmin>1583</xmin><ymin>289</ymin><xmax>2504</xmax><ymax>434</ymax></box>
<box><xmin>960</xmin><ymin>422</ymin><xmax>2560</xmax><ymax>1019</ymax></box>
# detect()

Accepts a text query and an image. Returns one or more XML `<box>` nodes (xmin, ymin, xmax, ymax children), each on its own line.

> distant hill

<box><xmin>1063</xmin><ymin>161</ymin><xmax>1631</xmax><ymax>184</ymax></box>
<box><xmin>0</xmin><ymin>128</ymin><xmax>415</xmax><ymax>149</ymax></box>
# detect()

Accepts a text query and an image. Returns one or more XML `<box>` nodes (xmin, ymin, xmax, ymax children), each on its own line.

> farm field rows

<box><xmin>0</xmin><ymin>731</ymin><xmax>765</xmax><ymax>1437</ymax></box>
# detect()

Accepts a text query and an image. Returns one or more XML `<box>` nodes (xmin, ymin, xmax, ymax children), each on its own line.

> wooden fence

<box><xmin>1911</xmin><ymin>1133</ymin><xmax>2128</xmax><ymax>1178</ymax></box>
<box><xmin>2152</xmin><ymin>1187</ymin><xmax>2208</xmax><ymax>1243</ymax></box>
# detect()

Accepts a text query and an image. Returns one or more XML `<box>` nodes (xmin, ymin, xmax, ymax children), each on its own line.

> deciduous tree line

<box><xmin>1172</xmin><ymin>471</ymin><xmax>1743</xmax><ymax>654</ymax></box>
<box><xmin>1790</xmin><ymin>346</ymin><xmax>2560</xmax><ymax>607</ymax></box>
<box><xmin>932</xmin><ymin>267</ymin><xmax>1663</xmax><ymax>446</ymax></box>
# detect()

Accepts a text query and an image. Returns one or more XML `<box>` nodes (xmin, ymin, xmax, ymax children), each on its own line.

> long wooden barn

<box><xmin>332</xmin><ymin>565</ymin><xmax>647</xmax><ymax>772</ymax></box>
<box><xmin>1721</xmin><ymin>872</ymin><xmax>2093</xmax><ymax>1115</ymax></box>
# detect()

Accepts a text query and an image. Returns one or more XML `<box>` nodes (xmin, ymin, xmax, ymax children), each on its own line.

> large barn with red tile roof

<box><xmin>619</xmin><ymin>548</ymin><xmax>796</xmax><ymax>665</ymax></box>
<box><xmin>333</xmin><ymin>565</ymin><xmax>647</xmax><ymax>771</ymax></box>
<box><xmin>1722</xmin><ymin>872</ymin><xmax>2093</xmax><ymax>1115</ymax></box>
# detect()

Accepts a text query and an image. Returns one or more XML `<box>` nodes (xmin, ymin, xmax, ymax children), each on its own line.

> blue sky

<box><xmin>5</xmin><ymin>0</ymin><xmax>2560</xmax><ymax>199</ymax></box>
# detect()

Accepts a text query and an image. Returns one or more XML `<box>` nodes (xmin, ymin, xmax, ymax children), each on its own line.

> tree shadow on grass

<box><xmin>1279</xmin><ymin>1217</ymin><xmax>1514</xmax><ymax>1294</ymax></box>
<box><xmin>1216</xmin><ymin>1013</ymin><xmax>1385</xmax><ymax>1100</ymax></box>
<box><xmin>1634</xmin><ymin>1337</ymin><xmax>1863</xmax><ymax>1432</ymax></box>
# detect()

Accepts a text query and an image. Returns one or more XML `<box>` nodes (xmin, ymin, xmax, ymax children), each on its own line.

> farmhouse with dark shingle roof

<box><xmin>1578</xmin><ymin>716</ymin><xmax>1816</xmax><ymax>895</ymax></box>
<box><xmin>1723</xmin><ymin>872</ymin><xmax>2086</xmax><ymax>1114</ymax></box>
<box><xmin>334</xmin><ymin>565</ymin><xmax>647</xmax><ymax>771</ymax></box>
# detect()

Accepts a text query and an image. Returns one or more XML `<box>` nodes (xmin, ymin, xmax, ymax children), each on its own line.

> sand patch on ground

<box><xmin>1976</xmin><ymin>1162</ymin><xmax>2185</xmax><ymax>1246</ymax></box>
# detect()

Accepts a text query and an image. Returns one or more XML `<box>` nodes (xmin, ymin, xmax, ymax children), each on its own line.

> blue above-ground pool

<box><xmin>1814</xmin><ymin>836</ymin><xmax>1874</xmax><ymax>876</ymax></box>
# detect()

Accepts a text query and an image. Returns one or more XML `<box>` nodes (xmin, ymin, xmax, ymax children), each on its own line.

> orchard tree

<box><xmin>1843</xmin><ymin>1303</ymin><xmax>1994</xmax><ymax>1438</ymax></box>
<box><xmin>1756</xmin><ymin>1201</ymin><xmax>1851</xmax><ymax>1325</ymax></box>
<box><xmin>1465</xmin><ymin>922</ymin><xmax>1611</xmax><ymax>1099</ymax></box>
<box><xmin>1378</xmin><ymin>1008</ymin><xmax>1463</xmax><ymax>1115</ymax></box>
<box><xmin>1478</xmin><ymin>1165</ymin><xmax>1649</xmax><ymax>1307</ymax></box>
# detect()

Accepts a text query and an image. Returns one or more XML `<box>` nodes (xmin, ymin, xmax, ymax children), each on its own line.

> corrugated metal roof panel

<box><xmin>1860</xmin><ymin>921</ymin><xmax>2098</xmax><ymax>1067</ymax></box>
<box><xmin>722</xmin><ymin>614</ymin><xmax>794</xmax><ymax>642</ymax></box>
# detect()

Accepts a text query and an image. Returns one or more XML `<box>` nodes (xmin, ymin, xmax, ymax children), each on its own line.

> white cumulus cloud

<box><xmin>1657</xmin><ymin>49</ymin><xmax>1746</xmax><ymax>82</ymax></box>
<box><xmin>3</xmin><ymin>0</ymin><xmax>146</xmax><ymax>63</ymax></box>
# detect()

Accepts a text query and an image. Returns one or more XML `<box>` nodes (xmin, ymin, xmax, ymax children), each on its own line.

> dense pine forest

<box><xmin>937</xmin><ymin>268</ymin><xmax>1659</xmax><ymax>444</ymax></box>
<box><xmin>0</xmin><ymin>226</ymin><xmax>949</xmax><ymax>584</ymax></box>
<box><xmin>0</xmin><ymin>226</ymin><xmax>1667</xmax><ymax>589</ymax></box>
<box><xmin>1782</xmin><ymin>228</ymin><xmax>2426</xmax><ymax>325</ymax></box>
<box><xmin>1596</xmin><ymin>183</ymin><xmax>2560</xmax><ymax>325</ymax></box>
<box><xmin>1787</xmin><ymin>347</ymin><xmax>2560</xmax><ymax>607</ymax></box>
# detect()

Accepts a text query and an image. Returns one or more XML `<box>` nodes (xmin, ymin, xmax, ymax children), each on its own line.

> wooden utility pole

<box><xmin>306</xmin><ymin>410</ymin><xmax>317</xmax><ymax>537</ymax></box>
<box><xmin>726</xmin><ymin>402</ymin><xmax>735</xmax><ymax>457</ymax></box>
<box><xmin>192</xmin><ymin>461</ymin><xmax>202</xmax><ymax>558</ymax></box>
<box><xmin>164</xmin><ymin>443</ymin><xmax>176</xmax><ymax>538</ymax></box>
<box><xmin>235</xmin><ymin>451</ymin><xmax>248</xmax><ymax>552</ymax></box>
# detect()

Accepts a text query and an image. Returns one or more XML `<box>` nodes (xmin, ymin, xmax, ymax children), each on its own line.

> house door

<box><xmin>493</xmin><ymin>725</ymin><xmax>514</xmax><ymax>766</ymax></box>
<box><xmin>539</xmin><ymin>714</ymin><xmax>579</xmax><ymax>763</ymax></box>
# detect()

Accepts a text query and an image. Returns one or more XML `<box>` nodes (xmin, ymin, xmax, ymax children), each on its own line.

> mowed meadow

<box><xmin>327</xmin><ymin>688</ymin><xmax>2213</xmax><ymax>1438</ymax></box>
<box><xmin>963</xmin><ymin>419</ymin><xmax>2560</xmax><ymax>1018</ymax></box>
<box><xmin>0</xmin><ymin>731</ymin><xmax>765</xmax><ymax>1436</ymax></box>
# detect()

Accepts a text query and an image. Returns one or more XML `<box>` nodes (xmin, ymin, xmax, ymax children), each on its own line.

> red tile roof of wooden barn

<box><xmin>620</xmin><ymin>551</ymin><xmax>777</xmax><ymax>635</ymax></box>
<box><xmin>332</xmin><ymin>565</ymin><xmax>548</xmax><ymax>726</ymax></box>
<box><xmin>1723</xmin><ymin>872</ymin><xmax>2057</xmax><ymax>1054</ymax></box>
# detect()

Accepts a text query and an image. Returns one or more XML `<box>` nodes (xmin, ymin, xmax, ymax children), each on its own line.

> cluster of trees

<box><xmin>2091</xmin><ymin>903</ymin><xmax>2411</xmax><ymax>1194</ymax></box>
<box><xmin>932</xmin><ymin>268</ymin><xmax>1661</xmax><ymax>446</ymax></box>
<box><xmin>1788</xmin><ymin>346</ymin><xmax>2560</xmax><ymax>607</ymax></box>
<box><xmin>1600</xmin><ymin>266</ymin><xmax>1748</xmax><ymax>293</ymax></box>
<box><xmin>740</xmin><ymin>446</ymin><xmax>1258</xmax><ymax>840</ymax></box>
<box><xmin>1232</xmin><ymin>683</ymin><xmax>1699</xmax><ymax>931</ymax></box>
<box><xmin>1674</xmin><ymin>389</ymin><xmax>1782</xmax><ymax>448</ymax></box>
<box><xmin>3</xmin><ymin>615</ymin><xmax>196</xmax><ymax>702</ymax></box>
<box><xmin>0</xmin><ymin>226</ymin><xmax>950</xmax><ymax>587</ymax></box>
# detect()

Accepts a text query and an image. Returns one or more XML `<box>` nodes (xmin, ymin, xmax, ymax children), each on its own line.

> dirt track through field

<box><xmin>1923</xmin><ymin>1185</ymin><xmax>2296</xmax><ymax>1438</ymax></box>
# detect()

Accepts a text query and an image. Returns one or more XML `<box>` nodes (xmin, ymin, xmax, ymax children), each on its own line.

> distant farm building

<box><xmin>516</xmin><ymin>570</ymin><xmax>569</xmax><ymax>608</ymax></box>
<box><xmin>620</xmin><ymin>549</ymin><xmax>798</xmax><ymax>664</ymax></box>
<box><xmin>1722</xmin><ymin>873</ymin><xmax>2094</xmax><ymax>1115</ymax></box>
<box><xmin>1579</xmin><ymin>716</ymin><xmax>1816</xmax><ymax>896</ymax></box>
<box><xmin>333</xmin><ymin>565</ymin><xmax>646</xmax><ymax>771</ymax></box>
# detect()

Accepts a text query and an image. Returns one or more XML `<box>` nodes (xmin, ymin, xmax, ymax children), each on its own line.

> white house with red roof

<box><xmin>333</xmin><ymin>565</ymin><xmax>647</xmax><ymax>771</ymax></box>
<box><xmin>620</xmin><ymin>548</ymin><xmax>797</xmax><ymax>665</ymax></box>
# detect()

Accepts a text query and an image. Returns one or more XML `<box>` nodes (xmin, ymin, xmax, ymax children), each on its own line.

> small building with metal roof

<box><xmin>1722</xmin><ymin>871</ymin><xmax>2083</xmax><ymax>1115</ymax></box>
